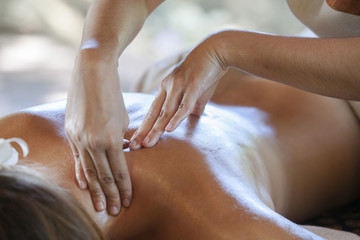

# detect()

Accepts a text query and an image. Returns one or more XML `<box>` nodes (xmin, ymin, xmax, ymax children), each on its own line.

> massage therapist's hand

<box><xmin>65</xmin><ymin>53</ymin><xmax>131</xmax><ymax>216</ymax></box>
<box><xmin>130</xmin><ymin>33</ymin><xmax>229</xmax><ymax>149</ymax></box>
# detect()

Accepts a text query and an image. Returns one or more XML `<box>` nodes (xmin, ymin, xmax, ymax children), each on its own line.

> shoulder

<box><xmin>0</xmin><ymin>100</ymin><xmax>67</xmax><ymax>141</ymax></box>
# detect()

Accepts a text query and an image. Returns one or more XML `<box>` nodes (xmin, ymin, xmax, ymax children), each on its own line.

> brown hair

<box><xmin>0</xmin><ymin>166</ymin><xmax>105</xmax><ymax>240</ymax></box>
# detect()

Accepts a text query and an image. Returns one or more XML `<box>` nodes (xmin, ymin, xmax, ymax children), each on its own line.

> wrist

<box><xmin>212</xmin><ymin>30</ymin><xmax>249</xmax><ymax>69</ymax></box>
<box><xmin>208</xmin><ymin>31</ymin><xmax>239</xmax><ymax>71</ymax></box>
<box><xmin>200</xmin><ymin>32</ymin><xmax>229</xmax><ymax>73</ymax></box>
<box><xmin>76</xmin><ymin>48</ymin><xmax>118</xmax><ymax>66</ymax></box>
<box><xmin>74</xmin><ymin>47</ymin><xmax>120</xmax><ymax>77</ymax></box>
<box><xmin>72</xmin><ymin>50</ymin><xmax>121</xmax><ymax>87</ymax></box>
<box><xmin>76</xmin><ymin>36</ymin><xmax>121</xmax><ymax>66</ymax></box>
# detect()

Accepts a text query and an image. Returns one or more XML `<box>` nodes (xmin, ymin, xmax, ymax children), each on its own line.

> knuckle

<box><xmin>161</xmin><ymin>74</ymin><xmax>184</xmax><ymax>92</ymax></box>
<box><xmin>179</xmin><ymin>102</ymin><xmax>190</xmax><ymax>112</ymax></box>
<box><xmin>160</xmin><ymin>76</ymin><xmax>172</xmax><ymax>89</ymax></box>
<box><xmin>90</xmin><ymin>189</ymin><xmax>104</xmax><ymax>200</ymax></box>
<box><xmin>99</xmin><ymin>175</ymin><xmax>115</xmax><ymax>185</ymax></box>
<box><xmin>114</xmin><ymin>171</ymin><xmax>129</xmax><ymax>182</ymax></box>
<box><xmin>159</xmin><ymin>109</ymin><xmax>169</xmax><ymax>119</ymax></box>
<box><xmin>145</xmin><ymin>112</ymin><xmax>157</xmax><ymax>121</ymax></box>
<box><xmin>177</xmin><ymin>105</ymin><xmax>192</xmax><ymax>118</ymax></box>
<box><xmin>107</xmin><ymin>194</ymin><xmax>120</xmax><ymax>204</ymax></box>
<box><xmin>84</xmin><ymin>168</ymin><xmax>97</xmax><ymax>179</ymax></box>
<box><xmin>160</xmin><ymin>79</ymin><xmax>167</xmax><ymax>89</ymax></box>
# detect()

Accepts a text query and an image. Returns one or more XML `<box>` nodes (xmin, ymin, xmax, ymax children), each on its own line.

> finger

<box><xmin>190</xmin><ymin>100</ymin><xmax>206</xmax><ymax>117</ymax></box>
<box><xmin>88</xmin><ymin>149</ymin><xmax>121</xmax><ymax>216</ymax></box>
<box><xmin>107</xmin><ymin>147</ymin><xmax>132</xmax><ymax>209</ymax></box>
<box><xmin>190</xmin><ymin>82</ymin><xmax>217</xmax><ymax>117</ymax></box>
<box><xmin>142</xmin><ymin>91</ymin><xmax>183</xmax><ymax>147</ymax></box>
<box><xmin>69</xmin><ymin>140</ymin><xmax>87</xmax><ymax>189</ymax></box>
<box><xmin>79</xmin><ymin>147</ymin><xmax>106</xmax><ymax>212</ymax></box>
<box><xmin>165</xmin><ymin>92</ymin><xmax>198</xmax><ymax>132</ymax></box>
<box><xmin>123</xmin><ymin>139</ymin><xmax>130</xmax><ymax>149</ymax></box>
<box><xmin>130</xmin><ymin>91</ymin><xmax>166</xmax><ymax>149</ymax></box>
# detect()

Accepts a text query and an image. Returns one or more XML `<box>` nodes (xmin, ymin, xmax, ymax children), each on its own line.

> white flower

<box><xmin>0</xmin><ymin>138</ymin><xmax>29</xmax><ymax>166</ymax></box>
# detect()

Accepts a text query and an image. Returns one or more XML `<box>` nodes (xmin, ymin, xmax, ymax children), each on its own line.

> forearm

<box><xmin>217</xmin><ymin>30</ymin><xmax>360</xmax><ymax>100</ymax></box>
<box><xmin>78</xmin><ymin>0</ymin><xmax>164</xmax><ymax>62</ymax></box>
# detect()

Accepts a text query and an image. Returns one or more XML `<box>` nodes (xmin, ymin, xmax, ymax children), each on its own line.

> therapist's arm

<box><xmin>65</xmin><ymin>0</ymin><xmax>164</xmax><ymax>216</ymax></box>
<box><xmin>221</xmin><ymin>30</ymin><xmax>360</xmax><ymax>99</ymax></box>
<box><xmin>130</xmin><ymin>30</ymin><xmax>360</xmax><ymax>149</ymax></box>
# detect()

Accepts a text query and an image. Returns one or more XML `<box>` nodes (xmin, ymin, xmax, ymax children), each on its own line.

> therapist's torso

<box><xmin>286</xmin><ymin>0</ymin><xmax>360</xmax><ymax>37</ymax></box>
<box><xmin>287</xmin><ymin>0</ymin><xmax>360</xmax><ymax>118</ymax></box>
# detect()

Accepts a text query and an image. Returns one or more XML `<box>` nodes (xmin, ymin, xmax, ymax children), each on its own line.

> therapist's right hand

<box><xmin>130</xmin><ymin>32</ymin><xmax>229</xmax><ymax>149</ymax></box>
<box><xmin>65</xmin><ymin>53</ymin><xmax>131</xmax><ymax>216</ymax></box>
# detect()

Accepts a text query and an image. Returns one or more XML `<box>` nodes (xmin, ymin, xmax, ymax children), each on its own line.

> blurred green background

<box><xmin>0</xmin><ymin>0</ymin><xmax>306</xmax><ymax>117</ymax></box>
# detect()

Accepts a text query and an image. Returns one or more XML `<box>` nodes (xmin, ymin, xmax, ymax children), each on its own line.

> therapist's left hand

<box><xmin>65</xmin><ymin>56</ymin><xmax>131</xmax><ymax>216</ymax></box>
<box><xmin>130</xmin><ymin>32</ymin><xmax>229</xmax><ymax>149</ymax></box>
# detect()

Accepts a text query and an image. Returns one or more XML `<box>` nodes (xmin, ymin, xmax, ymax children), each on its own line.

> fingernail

<box><xmin>96</xmin><ymin>201</ymin><xmax>105</xmax><ymax>211</ymax></box>
<box><xmin>130</xmin><ymin>140</ymin><xmax>138</xmax><ymax>149</ymax></box>
<box><xmin>110</xmin><ymin>206</ymin><xmax>119</xmax><ymax>215</ymax></box>
<box><xmin>78</xmin><ymin>180</ymin><xmax>86</xmax><ymax>189</ymax></box>
<box><xmin>165</xmin><ymin>124</ymin><xmax>172</xmax><ymax>132</ymax></box>
<box><xmin>122</xmin><ymin>198</ymin><xmax>131</xmax><ymax>208</ymax></box>
<box><xmin>144</xmin><ymin>136</ymin><xmax>150</xmax><ymax>145</ymax></box>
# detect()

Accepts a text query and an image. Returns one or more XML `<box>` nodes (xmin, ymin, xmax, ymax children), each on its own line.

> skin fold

<box><xmin>1</xmin><ymin>69</ymin><xmax>360</xmax><ymax>239</ymax></box>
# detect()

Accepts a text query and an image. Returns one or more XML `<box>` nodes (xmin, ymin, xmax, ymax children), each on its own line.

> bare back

<box><xmin>1</xmin><ymin>70</ymin><xmax>360</xmax><ymax>239</ymax></box>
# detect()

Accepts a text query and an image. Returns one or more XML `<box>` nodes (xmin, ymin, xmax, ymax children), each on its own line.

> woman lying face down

<box><xmin>1</xmin><ymin>69</ymin><xmax>360</xmax><ymax>239</ymax></box>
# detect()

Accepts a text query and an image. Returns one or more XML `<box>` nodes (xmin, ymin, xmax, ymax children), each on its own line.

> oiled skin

<box><xmin>1</xmin><ymin>69</ymin><xmax>360</xmax><ymax>239</ymax></box>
